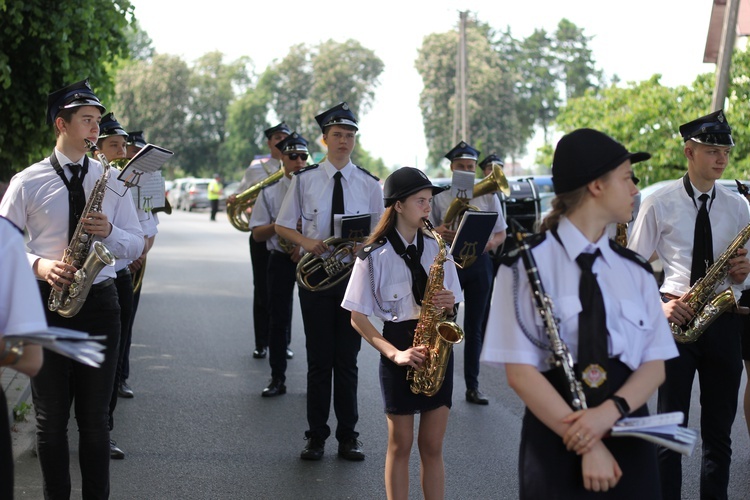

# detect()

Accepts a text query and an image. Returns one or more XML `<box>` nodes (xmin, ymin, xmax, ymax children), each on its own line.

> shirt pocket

<box><xmin>533</xmin><ymin>295</ymin><xmax>582</xmax><ymax>349</ymax></box>
<box><xmin>381</xmin><ymin>280</ymin><xmax>414</xmax><ymax>319</ymax></box>
<box><xmin>302</xmin><ymin>205</ymin><xmax>320</xmax><ymax>233</ymax></box>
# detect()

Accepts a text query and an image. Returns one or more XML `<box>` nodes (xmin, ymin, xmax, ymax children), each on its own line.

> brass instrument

<box><xmin>227</xmin><ymin>168</ymin><xmax>284</xmax><ymax>231</ymax></box>
<box><xmin>48</xmin><ymin>139</ymin><xmax>116</xmax><ymax>317</ymax></box>
<box><xmin>407</xmin><ymin>219</ymin><xmax>464</xmax><ymax>397</ymax></box>
<box><xmin>443</xmin><ymin>163</ymin><xmax>510</xmax><ymax>230</ymax></box>
<box><xmin>671</xmin><ymin>222</ymin><xmax>750</xmax><ymax>343</ymax></box>
<box><xmin>512</xmin><ymin>222</ymin><xmax>587</xmax><ymax>410</ymax></box>
<box><xmin>614</xmin><ymin>223</ymin><xmax>628</xmax><ymax>246</ymax></box>
<box><xmin>296</xmin><ymin>237</ymin><xmax>362</xmax><ymax>291</ymax></box>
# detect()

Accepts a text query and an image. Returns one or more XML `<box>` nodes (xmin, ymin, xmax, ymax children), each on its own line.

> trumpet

<box><xmin>227</xmin><ymin>169</ymin><xmax>284</xmax><ymax>231</ymax></box>
<box><xmin>296</xmin><ymin>237</ymin><xmax>363</xmax><ymax>292</ymax></box>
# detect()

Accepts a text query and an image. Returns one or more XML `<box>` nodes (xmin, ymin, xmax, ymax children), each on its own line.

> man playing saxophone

<box><xmin>0</xmin><ymin>79</ymin><xmax>143</xmax><ymax>498</ymax></box>
<box><xmin>429</xmin><ymin>141</ymin><xmax>507</xmax><ymax>405</ymax></box>
<box><xmin>343</xmin><ymin>167</ymin><xmax>462</xmax><ymax>500</ymax></box>
<box><xmin>628</xmin><ymin>110</ymin><xmax>750</xmax><ymax>500</ymax></box>
<box><xmin>248</xmin><ymin>132</ymin><xmax>309</xmax><ymax>398</ymax></box>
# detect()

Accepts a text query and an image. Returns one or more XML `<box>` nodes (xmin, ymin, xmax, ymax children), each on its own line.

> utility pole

<box><xmin>711</xmin><ymin>0</ymin><xmax>740</xmax><ymax>111</ymax></box>
<box><xmin>453</xmin><ymin>11</ymin><xmax>469</xmax><ymax>144</ymax></box>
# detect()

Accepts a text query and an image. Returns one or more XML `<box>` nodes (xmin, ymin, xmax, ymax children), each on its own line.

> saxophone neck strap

<box><xmin>50</xmin><ymin>152</ymin><xmax>89</xmax><ymax>191</ymax></box>
<box><xmin>682</xmin><ymin>173</ymin><xmax>715</xmax><ymax>211</ymax></box>
<box><xmin>386</xmin><ymin>228</ymin><xmax>427</xmax><ymax>305</ymax></box>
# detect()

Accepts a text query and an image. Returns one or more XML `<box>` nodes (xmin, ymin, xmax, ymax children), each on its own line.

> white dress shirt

<box><xmin>276</xmin><ymin>160</ymin><xmax>384</xmax><ymax>241</ymax></box>
<box><xmin>237</xmin><ymin>157</ymin><xmax>280</xmax><ymax>193</ymax></box>
<box><xmin>0</xmin><ymin>217</ymin><xmax>48</xmax><ymax>335</ymax></box>
<box><xmin>248</xmin><ymin>175</ymin><xmax>292</xmax><ymax>252</ymax></box>
<box><xmin>628</xmin><ymin>178</ymin><xmax>750</xmax><ymax>299</ymax></box>
<box><xmin>342</xmin><ymin>229</ymin><xmax>464</xmax><ymax>322</ymax></box>
<box><xmin>0</xmin><ymin>150</ymin><xmax>145</xmax><ymax>283</ymax></box>
<box><xmin>481</xmin><ymin>217</ymin><xmax>678</xmax><ymax>372</ymax></box>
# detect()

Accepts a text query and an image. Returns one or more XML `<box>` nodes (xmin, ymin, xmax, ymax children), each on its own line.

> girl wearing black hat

<box><xmin>342</xmin><ymin>167</ymin><xmax>463</xmax><ymax>500</ymax></box>
<box><xmin>481</xmin><ymin>129</ymin><xmax>678</xmax><ymax>498</ymax></box>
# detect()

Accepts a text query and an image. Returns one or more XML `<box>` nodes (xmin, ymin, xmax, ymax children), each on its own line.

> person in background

<box><xmin>0</xmin><ymin>78</ymin><xmax>144</xmax><ymax>499</ymax></box>
<box><xmin>482</xmin><ymin>128</ymin><xmax>677</xmax><ymax>497</ymax></box>
<box><xmin>249</xmin><ymin>132</ymin><xmax>309</xmax><ymax>397</ymax></box>
<box><xmin>430</xmin><ymin>142</ymin><xmax>507</xmax><ymax>405</ymax></box>
<box><xmin>230</xmin><ymin>123</ymin><xmax>292</xmax><ymax>360</ymax></box>
<box><xmin>276</xmin><ymin>102</ymin><xmax>383</xmax><ymax>461</ymax></box>
<box><xmin>208</xmin><ymin>173</ymin><xmax>223</xmax><ymax>222</ymax></box>
<box><xmin>629</xmin><ymin>110</ymin><xmax>750</xmax><ymax>500</ymax></box>
<box><xmin>0</xmin><ymin>216</ymin><xmax>45</xmax><ymax>500</ymax></box>
<box><xmin>343</xmin><ymin>167</ymin><xmax>462</xmax><ymax>500</ymax></box>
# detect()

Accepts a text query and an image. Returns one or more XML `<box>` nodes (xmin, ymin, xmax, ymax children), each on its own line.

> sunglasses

<box><xmin>288</xmin><ymin>153</ymin><xmax>308</xmax><ymax>161</ymax></box>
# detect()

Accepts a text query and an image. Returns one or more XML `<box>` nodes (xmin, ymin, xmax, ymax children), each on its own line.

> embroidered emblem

<box><xmin>582</xmin><ymin>364</ymin><xmax>607</xmax><ymax>388</ymax></box>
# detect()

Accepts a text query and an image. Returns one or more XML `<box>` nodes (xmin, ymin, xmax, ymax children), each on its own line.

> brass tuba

<box><xmin>443</xmin><ymin>162</ymin><xmax>510</xmax><ymax>230</ymax></box>
<box><xmin>227</xmin><ymin>168</ymin><xmax>285</xmax><ymax>231</ymax></box>
<box><xmin>48</xmin><ymin>139</ymin><xmax>116</xmax><ymax>317</ymax></box>
<box><xmin>407</xmin><ymin>219</ymin><xmax>464</xmax><ymax>396</ymax></box>
<box><xmin>296</xmin><ymin>237</ymin><xmax>362</xmax><ymax>292</ymax></box>
<box><xmin>671</xmin><ymin>222</ymin><xmax>750</xmax><ymax>343</ymax></box>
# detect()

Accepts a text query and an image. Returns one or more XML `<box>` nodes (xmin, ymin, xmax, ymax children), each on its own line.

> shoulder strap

<box><xmin>608</xmin><ymin>239</ymin><xmax>654</xmax><ymax>274</ymax></box>
<box><xmin>355</xmin><ymin>164</ymin><xmax>380</xmax><ymax>181</ymax></box>
<box><xmin>357</xmin><ymin>238</ymin><xmax>387</xmax><ymax>260</ymax></box>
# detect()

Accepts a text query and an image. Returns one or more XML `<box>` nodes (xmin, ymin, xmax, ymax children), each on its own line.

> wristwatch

<box><xmin>610</xmin><ymin>395</ymin><xmax>631</xmax><ymax>419</ymax></box>
<box><xmin>0</xmin><ymin>341</ymin><xmax>24</xmax><ymax>366</ymax></box>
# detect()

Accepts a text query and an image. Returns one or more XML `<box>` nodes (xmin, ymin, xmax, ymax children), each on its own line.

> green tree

<box><xmin>113</xmin><ymin>53</ymin><xmax>191</xmax><ymax>178</ymax></box>
<box><xmin>220</xmin><ymin>88</ymin><xmax>270</xmax><ymax>179</ymax></box>
<box><xmin>553</xmin><ymin>19</ymin><xmax>603</xmax><ymax>100</ymax></box>
<box><xmin>0</xmin><ymin>0</ymin><xmax>134</xmax><ymax>180</ymax></box>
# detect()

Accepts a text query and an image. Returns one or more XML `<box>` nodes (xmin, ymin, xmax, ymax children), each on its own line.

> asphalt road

<box><xmin>12</xmin><ymin>209</ymin><xmax>750</xmax><ymax>499</ymax></box>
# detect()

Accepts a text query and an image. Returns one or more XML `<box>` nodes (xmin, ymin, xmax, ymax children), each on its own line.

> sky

<box><xmin>128</xmin><ymin>0</ymin><xmax>719</xmax><ymax>171</ymax></box>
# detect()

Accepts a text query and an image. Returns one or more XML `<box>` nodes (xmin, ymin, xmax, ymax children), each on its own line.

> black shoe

<box><xmin>300</xmin><ymin>437</ymin><xmax>325</xmax><ymax>460</ymax></box>
<box><xmin>286</xmin><ymin>348</ymin><xmax>294</xmax><ymax>359</ymax></box>
<box><xmin>261</xmin><ymin>379</ymin><xmax>287</xmax><ymax>397</ymax></box>
<box><xmin>253</xmin><ymin>347</ymin><xmax>267</xmax><ymax>359</ymax></box>
<box><xmin>466</xmin><ymin>388</ymin><xmax>489</xmax><ymax>405</ymax></box>
<box><xmin>118</xmin><ymin>382</ymin><xmax>134</xmax><ymax>399</ymax></box>
<box><xmin>110</xmin><ymin>440</ymin><xmax>125</xmax><ymax>460</ymax></box>
<box><xmin>338</xmin><ymin>438</ymin><xmax>365</xmax><ymax>461</ymax></box>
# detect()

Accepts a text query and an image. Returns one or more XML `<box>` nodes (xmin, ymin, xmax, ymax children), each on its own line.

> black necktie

<box><xmin>67</xmin><ymin>163</ymin><xmax>87</xmax><ymax>242</ymax></box>
<box><xmin>331</xmin><ymin>171</ymin><xmax>344</xmax><ymax>236</ymax></box>
<box><xmin>576</xmin><ymin>250</ymin><xmax>609</xmax><ymax>406</ymax></box>
<box><xmin>690</xmin><ymin>193</ymin><xmax>713</xmax><ymax>285</ymax></box>
<box><xmin>405</xmin><ymin>244</ymin><xmax>429</xmax><ymax>306</ymax></box>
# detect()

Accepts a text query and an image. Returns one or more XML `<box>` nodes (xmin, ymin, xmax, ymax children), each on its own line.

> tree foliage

<box><xmin>0</xmin><ymin>0</ymin><xmax>134</xmax><ymax>181</ymax></box>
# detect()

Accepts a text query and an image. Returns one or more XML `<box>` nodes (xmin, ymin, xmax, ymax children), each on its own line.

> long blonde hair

<box><xmin>538</xmin><ymin>169</ymin><xmax>615</xmax><ymax>232</ymax></box>
<box><xmin>365</xmin><ymin>206</ymin><xmax>398</xmax><ymax>245</ymax></box>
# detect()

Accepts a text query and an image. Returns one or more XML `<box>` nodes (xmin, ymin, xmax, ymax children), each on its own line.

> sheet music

<box><xmin>117</xmin><ymin>144</ymin><xmax>174</xmax><ymax>188</ymax></box>
<box><xmin>450</xmin><ymin>170</ymin><xmax>476</xmax><ymax>199</ymax></box>
<box><xmin>131</xmin><ymin>171</ymin><xmax>167</xmax><ymax>211</ymax></box>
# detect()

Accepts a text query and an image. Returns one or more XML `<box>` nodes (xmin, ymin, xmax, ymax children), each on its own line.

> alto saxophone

<box><xmin>48</xmin><ymin>139</ymin><xmax>116</xmax><ymax>317</ymax></box>
<box><xmin>671</xmin><ymin>222</ymin><xmax>750</xmax><ymax>343</ymax></box>
<box><xmin>407</xmin><ymin>219</ymin><xmax>464</xmax><ymax>397</ymax></box>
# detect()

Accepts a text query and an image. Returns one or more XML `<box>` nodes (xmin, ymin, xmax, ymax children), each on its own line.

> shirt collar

<box><xmin>556</xmin><ymin>217</ymin><xmax>613</xmax><ymax>270</ymax></box>
<box><xmin>322</xmin><ymin>159</ymin><xmax>354</xmax><ymax>180</ymax></box>
<box><xmin>54</xmin><ymin>148</ymin><xmax>87</xmax><ymax>168</ymax></box>
<box><xmin>395</xmin><ymin>227</ymin><xmax>417</xmax><ymax>247</ymax></box>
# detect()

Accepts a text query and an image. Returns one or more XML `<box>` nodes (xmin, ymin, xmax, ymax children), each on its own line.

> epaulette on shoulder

<box><xmin>357</xmin><ymin>238</ymin><xmax>387</xmax><ymax>260</ymax></box>
<box><xmin>0</xmin><ymin>215</ymin><xmax>23</xmax><ymax>236</ymax></box>
<box><xmin>294</xmin><ymin>164</ymin><xmax>319</xmax><ymax>176</ymax></box>
<box><xmin>260</xmin><ymin>178</ymin><xmax>281</xmax><ymax>190</ymax></box>
<box><xmin>355</xmin><ymin>165</ymin><xmax>380</xmax><ymax>182</ymax></box>
<box><xmin>609</xmin><ymin>239</ymin><xmax>653</xmax><ymax>274</ymax></box>
<box><xmin>500</xmin><ymin>231</ymin><xmax>546</xmax><ymax>266</ymax></box>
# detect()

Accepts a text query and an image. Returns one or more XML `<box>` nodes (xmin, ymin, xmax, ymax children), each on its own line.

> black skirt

<box><xmin>380</xmin><ymin>320</ymin><xmax>453</xmax><ymax>415</ymax></box>
<box><xmin>519</xmin><ymin>359</ymin><xmax>661</xmax><ymax>499</ymax></box>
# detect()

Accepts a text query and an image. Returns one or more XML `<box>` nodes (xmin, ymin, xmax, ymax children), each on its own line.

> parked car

<box><xmin>180</xmin><ymin>178</ymin><xmax>214</xmax><ymax>211</ymax></box>
<box><xmin>168</xmin><ymin>178</ymin><xmax>192</xmax><ymax>209</ymax></box>
<box><xmin>219</xmin><ymin>181</ymin><xmax>240</xmax><ymax>210</ymax></box>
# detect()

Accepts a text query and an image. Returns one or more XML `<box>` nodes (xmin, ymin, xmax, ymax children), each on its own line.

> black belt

<box><xmin>92</xmin><ymin>278</ymin><xmax>115</xmax><ymax>290</ymax></box>
<box><xmin>116</xmin><ymin>268</ymin><xmax>131</xmax><ymax>278</ymax></box>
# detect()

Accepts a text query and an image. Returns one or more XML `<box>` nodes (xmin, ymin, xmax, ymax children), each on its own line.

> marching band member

<box><xmin>276</xmin><ymin>103</ymin><xmax>383</xmax><ymax>461</ymax></box>
<box><xmin>342</xmin><ymin>167</ymin><xmax>462</xmax><ymax>500</ymax></box>
<box><xmin>429</xmin><ymin>142</ymin><xmax>506</xmax><ymax>405</ymax></box>
<box><xmin>248</xmin><ymin>132</ymin><xmax>309</xmax><ymax>397</ymax></box>
<box><xmin>482</xmin><ymin>128</ymin><xmax>677</xmax><ymax>497</ymax></box>
<box><xmin>628</xmin><ymin>110</ymin><xmax>750</xmax><ymax>500</ymax></box>
<box><xmin>1</xmin><ymin>217</ymin><xmax>45</xmax><ymax>500</ymax></box>
<box><xmin>232</xmin><ymin>122</ymin><xmax>292</xmax><ymax>360</ymax></box>
<box><xmin>0</xmin><ymin>79</ymin><xmax>143</xmax><ymax>499</ymax></box>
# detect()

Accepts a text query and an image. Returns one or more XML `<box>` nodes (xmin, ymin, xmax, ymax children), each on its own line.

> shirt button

<box><xmin>393</xmin><ymin>294</ymin><xmax>398</xmax><ymax>298</ymax></box>
<box><xmin>639</xmin><ymin>320</ymin><xmax>643</xmax><ymax>326</ymax></box>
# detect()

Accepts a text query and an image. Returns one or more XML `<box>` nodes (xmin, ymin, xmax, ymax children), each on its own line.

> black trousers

<box><xmin>658</xmin><ymin>313</ymin><xmax>743</xmax><ymax>500</ymax></box>
<box><xmin>267</xmin><ymin>251</ymin><xmax>295</xmax><ymax>382</ymax></box>
<box><xmin>121</xmin><ymin>277</ymin><xmax>141</xmax><ymax>382</ymax></box>
<box><xmin>35</xmin><ymin>280</ymin><xmax>120</xmax><ymax>500</ymax></box>
<box><xmin>209</xmin><ymin>199</ymin><xmax>219</xmax><ymax>220</ymax></box>
<box><xmin>298</xmin><ymin>281</ymin><xmax>361</xmax><ymax>442</ymax></box>
<box><xmin>109</xmin><ymin>269</ymin><xmax>133</xmax><ymax>431</ymax></box>
<box><xmin>250</xmin><ymin>236</ymin><xmax>270</xmax><ymax>351</ymax></box>
<box><xmin>457</xmin><ymin>252</ymin><xmax>493</xmax><ymax>391</ymax></box>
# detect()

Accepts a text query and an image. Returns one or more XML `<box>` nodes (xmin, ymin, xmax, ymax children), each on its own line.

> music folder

<box><xmin>448</xmin><ymin>211</ymin><xmax>498</xmax><ymax>268</ymax></box>
<box><xmin>116</xmin><ymin>143</ymin><xmax>174</xmax><ymax>188</ymax></box>
<box><xmin>336</xmin><ymin>213</ymin><xmax>372</xmax><ymax>240</ymax></box>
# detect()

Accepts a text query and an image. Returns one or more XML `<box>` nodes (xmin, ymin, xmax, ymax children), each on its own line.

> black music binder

<box><xmin>340</xmin><ymin>214</ymin><xmax>372</xmax><ymax>240</ymax></box>
<box><xmin>448</xmin><ymin>211</ymin><xmax>498</xmax><ymax>268</ymax></box>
